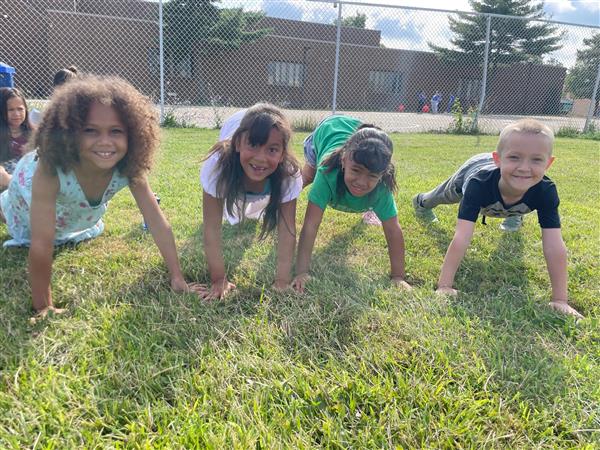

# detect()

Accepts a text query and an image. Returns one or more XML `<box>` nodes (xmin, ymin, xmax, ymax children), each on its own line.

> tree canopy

<box><xmin>430</xmin><ymin>0</ymin><xmax>563</xmax><ymax>67</ymax></box>
<box><xmin>566</xmin><ymin>33</ymin><xmax>600</xmax><ymax>100</ymax></box>
<box><xmin>334</xmin><ymin>12</ymin><xmax>367</xmax><ymax>29</ymax></box>
<box><xmin>164</xmin><ymin>0</ymin><xmax>269</xmax><ymax>64</ymax></box>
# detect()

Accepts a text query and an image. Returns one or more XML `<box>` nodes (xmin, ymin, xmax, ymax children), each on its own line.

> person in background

<box><xmin>0</xmin><ymin>87</ymin><xmax>34</xmax><ymax>190</ymax></box>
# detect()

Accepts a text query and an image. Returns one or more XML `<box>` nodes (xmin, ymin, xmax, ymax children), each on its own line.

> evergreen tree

<box><xmin>566</xmin><ymin>34</ymin><xmax>600</xmax><ymax>100</ymax></box>
<box><xmin>430</xmin><ymin>0</ymin><xmax>563</xmax><ymax>68</ymax></box>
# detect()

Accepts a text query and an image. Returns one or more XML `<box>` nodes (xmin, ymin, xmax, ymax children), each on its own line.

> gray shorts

<box><xmin>419</xmin><ymin>153</ymin><xmax>496</xmax><ymax>208</ymax></box>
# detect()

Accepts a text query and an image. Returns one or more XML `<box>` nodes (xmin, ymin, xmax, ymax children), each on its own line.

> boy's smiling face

<box><xmin>493</xmin><ymin>132</ymin><xmax>554</xmax><ymax>199</ymax></box>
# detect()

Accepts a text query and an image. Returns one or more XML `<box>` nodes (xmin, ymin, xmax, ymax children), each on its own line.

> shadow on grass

<box><xmin>447</xmin><ymin>229</ymin><xmax>574</xmax><ymax>406</ymax></box>
<box><xmin>54</xmin><ymin>218</ymin><xmax>388</xmax><ymax>407</ymax></box>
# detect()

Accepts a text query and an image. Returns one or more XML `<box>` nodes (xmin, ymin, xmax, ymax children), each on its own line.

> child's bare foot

<box><xmin>548</xmin><ymin>301</ymin><xmax>584</xmax><ymax>319</ymax></box>
<box><xmin>29</xmin><ymin>306</ymin><xmax>66</xmax><ymax>324</ymax></box>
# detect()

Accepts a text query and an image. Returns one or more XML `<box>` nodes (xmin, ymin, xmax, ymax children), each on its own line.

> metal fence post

<box><xmin>472</xmin><ymin>14</ymin><xmax>491</xmax><ymax>132</ymax></box>
<box><xmin>584</xmin><ymin>62</ymin><xmax>600</xmax><ymax>133</ymax></box>
<box><xmin>158</xmin><ymin>0</ymin><xmax>165</xmax><ymax>124</ymax></box>
<box><xmin>332</xmin><ymin>1</ymin><xmax>342</xmax><ymax>114</ymax></box>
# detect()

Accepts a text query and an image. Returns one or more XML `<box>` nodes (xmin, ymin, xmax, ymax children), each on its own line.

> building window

<box><xmin>369</xmin><ymin>71</ymin><xmax>402</xmax><ymax>94</ymax></box>
<box><xmin>148</xmin><ymin>48</ymin><xmax>192</xmax><ymax>78</ymax></box>
<box><xmin>267</xmin><ymin>62</ymin><xmax>304</xmax><ymax>88</ymax></box>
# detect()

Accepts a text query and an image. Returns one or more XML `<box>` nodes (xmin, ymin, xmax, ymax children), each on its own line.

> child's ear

<box><xmin>492</xmin><ymin>151</ymin><xmax>501</xmax><ymax>167</ymax></box>
<box><xmin>546</xmin><ymin>156</ymin><xmax>555</xmax><ymax>169</ymax></box>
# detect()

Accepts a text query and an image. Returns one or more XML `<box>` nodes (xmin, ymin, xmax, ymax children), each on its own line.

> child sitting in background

<box><xmin>200</xmin><ymin>104</ymin><xmax>302</xmax><ymax>299</ymax></box>
<box><xmin>0</xmin><ymin>87</ymin><xmax>34</xmax><ymax>190</ymax></box>
<box><xmin>413</xmin><ymin>118</ymin><xmax>582</xmax><ymax>318</ymax></box>
<box><xmin>52</xmin><ymin>66</ymin><xmax>79</xmax><ymax>88</ymax></box>
<box><xmin>293</xmin><ymin>114</ymin><xmax>412</xmax><ymax>293</ymax></box>
<box><xmin>0</xmin><ymin>75</ymin><xmax>201</xmax><ymax>317</ymax></box>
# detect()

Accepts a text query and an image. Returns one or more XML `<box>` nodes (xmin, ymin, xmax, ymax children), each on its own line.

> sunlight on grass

<box><xmin>0</xmin><ymin>130</ymin><xmax>598</xmax><ymax>447</ymax></box>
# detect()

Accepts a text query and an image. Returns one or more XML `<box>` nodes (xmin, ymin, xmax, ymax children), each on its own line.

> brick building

<box><xmin>1</xmin><ymin>0</ymin><xmax>565</xmax><ymax>114</ymax></box>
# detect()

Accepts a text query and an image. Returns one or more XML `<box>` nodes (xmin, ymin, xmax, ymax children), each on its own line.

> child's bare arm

<box><xmin>292</xmin><ymin>201</ymin><xmax>324</xmax><ymax>293</ymax></box>
<box><xmin>381</xmin><ymin>216</ymin><xmax>412</xmax><ymax>290</ymax></box>
<box><xmin>131</xmin><ymin>179</ymin><xmax>198</xmax><ymax>294</ymax></box>
<box><xmin>201</xmin><ymin>190</ymin><xmax>235</xmax><ymax>299</ymax></box>
<box><xmin>274</xmin><ymin>199</ymin><xmax>297</xmax><ymax>289</ymax></box>
<box><xmin>28</xmin><ymin>165</ymin><xmax>59</xmax><ymax>312</ymax></box>
<box><xmin>0</xmin><ymin>166</ymin><xmax>11</xmax><ymax>189</ymax></box>
<box><xmin>437</xmin><ymin>219</ymin><xmax>476</xmax><ymax>294</ymax></box>
<box><xmin>542</xmin><ymin>228</ymin><xmax>583</xmax><ymax>318</ymax></box>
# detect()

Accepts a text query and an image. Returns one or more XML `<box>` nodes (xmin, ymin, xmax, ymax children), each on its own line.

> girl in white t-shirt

<box><xmin>200</xmin><ymin>103</ymin><xmax>302</xmax><ymax>299</ymax></box>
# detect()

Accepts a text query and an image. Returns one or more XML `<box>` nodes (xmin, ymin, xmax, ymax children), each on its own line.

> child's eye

<box><xmin>269</xmin><ymin>147</ymin><xmax>281</xmax><ymax>154</ymax></box>
<box><xmin>111</xmin><ymin>128</ymin><xmax>124</xmax><ymax>135</ymax></box>
<box><xmin>83</xmin><ymin>128</ymin><xmax>97</xmax><ymax>134</ymax></box>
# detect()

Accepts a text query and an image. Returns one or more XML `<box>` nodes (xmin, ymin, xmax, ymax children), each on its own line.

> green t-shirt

<box><xmin>307</xmin><ymin>115</ymin><xmax>398</xmax><ymax>221</ymax></box>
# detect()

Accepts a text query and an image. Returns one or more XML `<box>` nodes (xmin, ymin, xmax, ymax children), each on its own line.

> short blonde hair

<box><xmin>496</xmin><ymin>119</ymin><xmax>554</xmax><ymax>155</ymax></box>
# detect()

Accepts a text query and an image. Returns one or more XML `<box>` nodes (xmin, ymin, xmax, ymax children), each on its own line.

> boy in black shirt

<box><xmin>413</xmin><ymin>119</ymin><xmax>582</xmax><ymax>318</ymax></box>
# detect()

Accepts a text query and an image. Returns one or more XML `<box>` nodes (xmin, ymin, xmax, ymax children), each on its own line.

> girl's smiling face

<box><xmin>236</xmin><ymin>127</ymin><xmax>284</xmax><ymax>192</ymax></box>
<box><xmin>78</xmin><ymin>102</ymin><xmax>128</xmax><ymax>172</ymax></box>
<box><xmin>342</xmin><ymin>153</ymin><xmax>383</xmax><ymax>197</ymax></box>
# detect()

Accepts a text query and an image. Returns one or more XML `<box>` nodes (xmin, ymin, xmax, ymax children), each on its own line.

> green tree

<box><xmin>334</xmin><ymin>12</ymin><xmax>367</xmax><ymax>28</ymax></box>
<box><xmin>430</xmin><ymin>0</ymin><xmax>563</xmax><ymax>68</ymax></box>
<box><xmin>164</xmin><ymin>0</ymin><xmax>268</xmax><ymax>65</ymax></box>
<box><xmin>566</xmin><ymin>34</ymin><xmax>600</xmax><ymax>100</ymax></box>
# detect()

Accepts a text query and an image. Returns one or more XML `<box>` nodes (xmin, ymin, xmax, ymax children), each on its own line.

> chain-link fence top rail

<box><xmin>2</xmin><ymin>0</ymin><xmax>598</xmax><ymax>133</ymax></box>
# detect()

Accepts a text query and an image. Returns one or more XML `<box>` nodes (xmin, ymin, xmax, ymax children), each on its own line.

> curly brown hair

<box><xmin>35</xmin><ymin>75</ymin><xmax>158</xmax><ymax>182</ymax></box>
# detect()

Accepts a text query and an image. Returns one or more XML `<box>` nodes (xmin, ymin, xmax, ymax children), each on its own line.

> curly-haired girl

<box><xmin>200</xmin><ymin>103</ymin><xmax>302</xmax><ymax>299</ymax></box>
<box><xmin>293</xmin><ymin>114</ymin><xmax>412</xmax><ymax>293</ymax></box>
<box><xmin>0</xmin><ymin>87</ymin><xmax>34</xmax><ymax>190</ymax></box>
<box><xmin>0</xmin><ymin>75</ymin><xmax>201</xmax><ymax>317</ymax></box>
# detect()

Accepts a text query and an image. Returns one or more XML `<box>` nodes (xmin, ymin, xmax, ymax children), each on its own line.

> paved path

<box><xmin>166</xmin><ymin>105</ymin><xmax>595</xmax><ymax>134</ymax></box>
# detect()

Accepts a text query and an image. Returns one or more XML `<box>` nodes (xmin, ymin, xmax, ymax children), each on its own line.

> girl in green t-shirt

<box><xmin>292</xmin><ymin>115</ymin><xmax>412</xmax><ymax>293</ymax></box>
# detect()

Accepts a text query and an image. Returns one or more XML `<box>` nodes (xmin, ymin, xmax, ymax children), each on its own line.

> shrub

<box><xmin>292</xmin><ymin>115</ymin><xmax>319</xmax><ymax>132</ymax></box>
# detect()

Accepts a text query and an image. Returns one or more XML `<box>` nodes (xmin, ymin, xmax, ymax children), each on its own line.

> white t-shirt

<box><xmin>219</xmin><ymin>109</ymin><xmax>247</xmax><ymax>141</ymax></box>
<box><xmin>200</xmin><ymin>151</ymin><xmax>302</xmax><ymax>224</ymax></box>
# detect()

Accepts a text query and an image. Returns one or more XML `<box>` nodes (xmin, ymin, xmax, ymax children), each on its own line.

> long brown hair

<box><xmin>205</xmin><ymin>103</ymin><xmax>300</xmax><ymax>238</ymax></box>
<box><xmin>0</xmin><ymin>87</ymin><xmax>34</xmax><ymax>162</ymax></box>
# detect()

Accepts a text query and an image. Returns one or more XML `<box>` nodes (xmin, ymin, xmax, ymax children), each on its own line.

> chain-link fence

<box><xmin>2</xmin><ymin>0</ymin><xmax>599</xmax><ymax>134</ymax></box>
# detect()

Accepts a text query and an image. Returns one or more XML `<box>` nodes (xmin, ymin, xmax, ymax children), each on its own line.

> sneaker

<box><xmin>500</xmin><ymin>215</ymin><xmax>523</xmax><ymax>232</ymax></box>
<box><xmin>412</xmin><ymin>194</ymin><xmax>438</xmax><ymax>223</ymax></box>
<box><xmin>362</xmin><ymin>210</ymin><xmax>381</xmax><ymax>226</ymax></box>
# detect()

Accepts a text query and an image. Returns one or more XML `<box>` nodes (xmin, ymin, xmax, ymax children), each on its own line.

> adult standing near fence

<box><xmin>417</xmin><ymin>91</ymin><xmax>426</xmax><ymax>113</ymax></box>
<box><xmin>431</xmin><ymin>92</ymin><xmax>442</xmax><ymax>114</ymax></box>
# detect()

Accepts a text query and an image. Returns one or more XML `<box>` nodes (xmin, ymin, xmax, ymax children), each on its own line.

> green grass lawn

<box><xmin>0</xmin><ymin>130</ymin><xmax>598</xmax><ymax>448</ymax></box>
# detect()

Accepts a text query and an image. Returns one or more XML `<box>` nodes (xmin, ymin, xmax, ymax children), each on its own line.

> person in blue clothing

<box><xmin>417</xmin><ymin>91</ymin><xmax>426</xmax><ymax>112</ymax></box>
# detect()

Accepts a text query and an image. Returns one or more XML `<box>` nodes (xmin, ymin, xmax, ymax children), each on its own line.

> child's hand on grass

<box><xmin>391</xmin><ymin>277</ymin><xmax>412</xmax><ymax>290</ymax></box>
<box><xmin>170</xmin><ymin>277</ymin><xmax>205</xmax><ymax>296</ymax></box>
<box><xmin>197</xmin><ymin>278</ymin><xmax>236</xmax><ymax>301</ymax></box>
<box><xmin>29</xmin><ymin>305</ymin><xmax>66</xmax><ymax>324</ymax></box>
<box><xmin>548</xmin><ymin>301</ymin><xmax>584</xmax><ymax>319</ymax></box>
<box><xmin>436</xmin><ymin>286</ymin><xmax>458</xmax><ymax>296</ymax></box>
<box><xmin>291</xmin><ymin>273</ymin><xmax>311</xmax><ymax>293</ymax></box>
